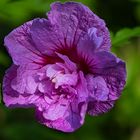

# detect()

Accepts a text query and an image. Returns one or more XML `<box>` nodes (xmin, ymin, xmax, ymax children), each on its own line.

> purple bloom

<box><xmin>3</xmin><ymin>2</ymin><xmax>126</xmax><ymax>132</ymax></box>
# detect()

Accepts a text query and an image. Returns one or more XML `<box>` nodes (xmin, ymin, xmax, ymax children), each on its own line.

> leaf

<box><xmin>112</xmin><ymin>27</ymin><xmax>140</xmax><ymax>46</ymax></box>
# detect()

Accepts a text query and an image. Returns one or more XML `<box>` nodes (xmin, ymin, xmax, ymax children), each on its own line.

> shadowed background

<box><xmin>0</xmin><ymin>0</ymin><xmax>140</xmax><ymax>140</ymax></box>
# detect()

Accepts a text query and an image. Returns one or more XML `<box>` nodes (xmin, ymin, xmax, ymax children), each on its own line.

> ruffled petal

<box><xmin>30</xmin><ymin>2</ymin><xmax>110</xmax><ymax>56</ymax></box>
<box><xmin>11</xmin><ymin>65</ymin><xmax>38</xmax><ymax>94</ymax></box>
<box><xmin>35</xmin><ymin>71</ymin><xmax>88</xmax><ymax>132</ymax></box>
<box><xmin>38</xmin><ymin>80</ymin><xmax>53</xmax><ymax>94</ymax></box>
<box><xmin>4</xmin><ymin>20</ymin><xmax>45</xmax><ymax>66</ymax></box>
<box><xmin>86</xmin><ymin>75</ymin><xmax>109</xmax><ymax>101</ymax></box>
<box><xmin>3</xmin><ymin>65</ymin><xmax>39</xmax><ymax>107</ymax></box>
<box><xmin>86</xmin><ymin>51</ymin><xmax>126</xmax><ymax>116</ymax></box>
<box><xmin>77</xmin><ymin>27</ymin><xmax>104</xmax><ymax>56</ymax></box>
<box><xmin>48</xmin><ymin>2</ymin><xmax>110</xmax><ymax>50</ymax></box>
<box><xmin>90</xmin><ymin>51</ymin><xmax>126</xmax><ymax>100</ymax></box>
<box><xmin>86</xmin><ymin>75</ymin><xmax>113</xmax><ymax>116</ymax></box>
<box><xmin>2</xmin><ymin>1</ymin><xmax>126</xmax><ymax>133</ymax></box>
<box><xmin>36</xmin><ymin>99</ymin><xmax>87</xmax><ymax>132</ymax></box>
<box><xmin>53</xmin><ymin>73</ymin><xmax>78</xmax><ymax>89</ymax></box>
<box><xmin>42</xmin><ymin>99</ymin><xmax>68</xmax><ymax>121</ymax></box>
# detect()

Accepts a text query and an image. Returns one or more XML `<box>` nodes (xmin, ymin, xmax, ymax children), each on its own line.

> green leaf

<box><xmin>112</xmin><ymin>27</ymin><xmax>140</xmax><ymax>46</ymax></box>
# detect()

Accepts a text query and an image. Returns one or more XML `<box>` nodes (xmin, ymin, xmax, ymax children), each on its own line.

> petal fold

<box><xmin>86</xmin><ymin>51</ymin><xmax>126</xmax><ymax>116</ymax></box>
<box><xmin>3</xmin><ymin>65</ymin><xmax>39</xmax><ymax>107</ymax></box>
<box><xmin>36</xmin><ymin>99</ymin><xmax>87</xmax><ymax>132</ymax></box>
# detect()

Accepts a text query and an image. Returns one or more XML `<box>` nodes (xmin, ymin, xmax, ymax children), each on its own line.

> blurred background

<box><xmin>0</xmin><ymin>0</ymin><xmax>140</xmax><ymax>140</ymax></box>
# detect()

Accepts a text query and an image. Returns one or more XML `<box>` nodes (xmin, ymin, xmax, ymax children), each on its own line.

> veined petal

<box><xmin>4</xmin><ymin>20</ymin><xmax>45</xmax><ymax>66</ymax></box>
<box><xmin>48</xmin><ymin>2</ymin><xmax>111</xmax><ymax>50</ymax></box>
<box><xmin>30</xmin><ymin>18</ymin><xmax>60</xmax><ymax>55</ymax></box>
<box><xmin>89</xmin><ymin>51</ymin><xmax>126</xmax><ymax>100</ymax></box>
<box><xmin>56</xmin><ymin>53</ymin><xmax>77</xmax><ymax>72</ymax></box>
<box><xmin>86</xmin><ymin>74</ymin><xmax>114</xmax><ymax>116</ymax></box>
<box><xmin>2</xmin><ymin>1</ymin><xmax>126</xmax><ymax>132</ymax></box>
<box><xmin>30</xmin><ymin>2</ymin><xmax>110</xmax><ymax>57</ymax></box>
<box><xmin>86</xmin><ymin>51</ymin><xmax>126</xmax><ymax>116</ymax></box>
<box><xmin>87</xmin><ymin>101</ymin><xmax>114</xmax><ymax>116</ymax></box>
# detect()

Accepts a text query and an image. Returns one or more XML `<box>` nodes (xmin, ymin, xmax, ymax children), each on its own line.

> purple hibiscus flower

<box><xmin>3</xmin><ymin>2</ymin><xmax>126</xmax><ymax>132</ymax></box>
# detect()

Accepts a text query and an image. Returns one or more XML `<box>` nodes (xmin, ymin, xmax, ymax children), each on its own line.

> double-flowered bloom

<box><xmin>3</xmin><ymin>2</ymin><xmax>126</xmax><ymax>132</ymax></box>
